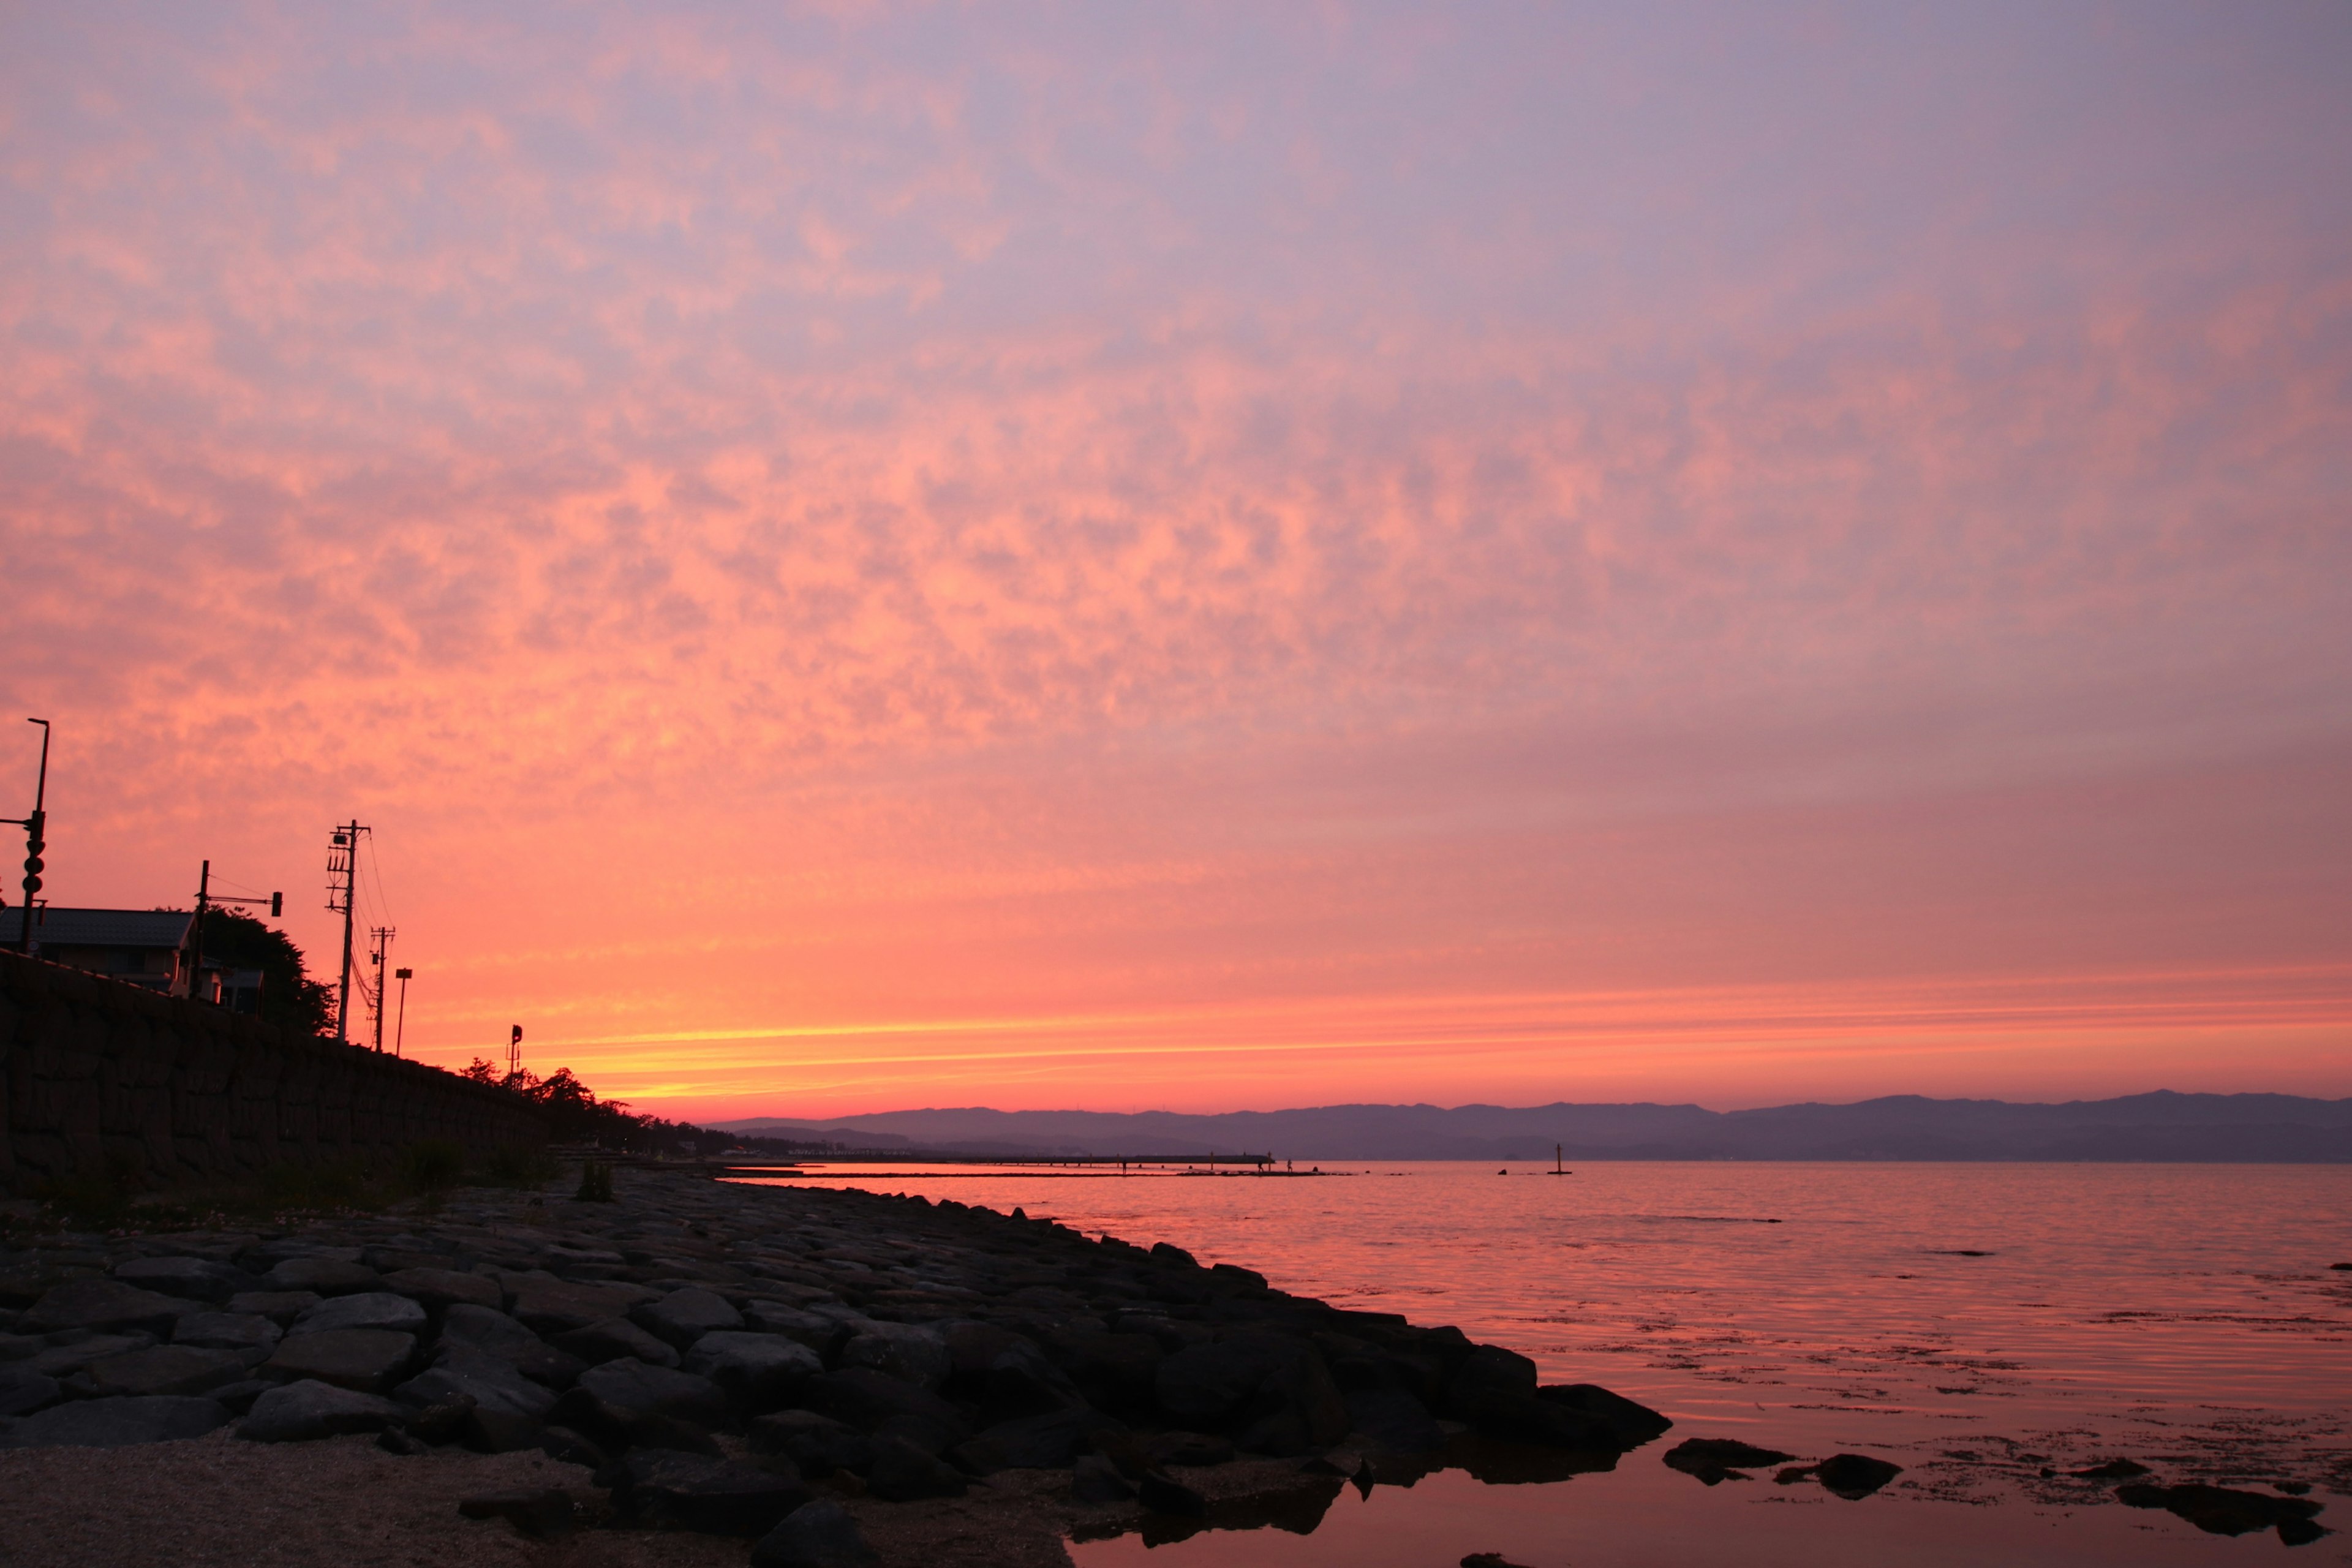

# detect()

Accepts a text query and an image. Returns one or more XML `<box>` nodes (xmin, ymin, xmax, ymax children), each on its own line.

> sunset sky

<box><xmin>3</xmin><ymin>3</ymin><xmax>2348</xmax><ymax>1121</ymax></box>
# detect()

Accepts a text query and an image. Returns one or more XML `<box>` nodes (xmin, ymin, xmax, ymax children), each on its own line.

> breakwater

<box><xmin>0</xmin><ymin>948</ymin><xmax>543</xmax><ymax>1189</ymax></box>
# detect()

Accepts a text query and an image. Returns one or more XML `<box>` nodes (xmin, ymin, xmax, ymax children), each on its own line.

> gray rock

<box><xmin>265</xmin><ymin>1259</ymin><xmax>381</xmax><ymax>1296</ymax></box>
<box><xmin>864</xmin><ymin>1433</ymin><xmax>968</xmax><ymax>1501</ymax></box>
<box><xmin>552</xmin><ymin>1316</ymin><xmax>679</xmax><ymax>1369</ymax></box>
<box><xmin>507</xmin><ymin>1278</ymin><xmax>657</xmax><ymax>1335</ymax></box>
<box><xmin>28</xmin><ymin>1333</ymin><xmax>154</xmax><ymax>1377</ymax></box>
<box><xmin>295</xmin><ymin>1292</ymin><xmax>428</xmax><ymax>1336</ymax></box>
<box><xmin>465</xmin><ymin>1405</ymin><xmax>546</xmax><ymax>1453</ymax></box>
<box><xmin>541</xmin><ymin>1423</ymin><xmax>608</xmax><ymax>1470</ymax></box>
<box><xmin>174</xmin><ymin>1311</ymin><xmax>282</xmax><ymax>1354</ymax></box>
<box><xmin>396</xmin><ymin>1344</ymin><xmax>558</xmax><ymax>1420</ymax></box>
<box><xmin>612</xmin><ymin>1450</ymin><xmax>811</xmax><ymax>1536</ymax></box>
<box><xmin>21</xmin><ymin>1279</ymin><xmax>191</xmax><ymax>1338</ymax></box>
<box><xmin>684</xmin><ymin>1331</ymin><xmax>821</xmax><ymax>1412</ymax></box>
<box><xmin>0</xmin><ymin>1365</ymin><xmax>61</xmax><ymax>1417</ymax></box>
<box><xmin>265</xmin><ymin>1329</ymin><xmax>417</xmax><ymax>1393</ymax></box>
<box><xmin>1345</xmin><ymin>1387</ymin><xmax>1446</xmax><ymax>1452</ymax></box>
<box><xmin>1536</xmin><ymin>1383</ymin><xmax>1673</xmax><ymax>1447</ymax></box>
<box><xmin>239</xmin><ymin>1379</ymin><xmax>411</xmax><ymax>1442</ymax></box>
<box><xmin>227</xmin><ymin>1291</ymin><xmax>320</xmax><ymax>1324</ymax></box>
<box><xmin>740</xmin><ymin>1302</ymin><xmax>850</xmax><ymax>1354</ymax></box>
<box><xmin>0</xmin><ymin>1395</ymin><xmax>230</xmax><ymax>1448</ymax></box>
<box><xmin>208</xmin><ymin>1379</ymin><xmax>271</xmax><ymax>1415</ymax></box>
<box><xmin>952</xmin><ymin>1404</ymin><xmax>1123</xmax><ymax>1474</ymax></box>
<box><xmin>751</xmin><ymin>1499</ymin><xmax>879</xmax><ymax>1568</ymax></box>
<box><xmin>380</xmin><ymin>1268</ymin><xmax>502</xmax><ymax>1311</ymax></box>
<box><xmin>83</xmin><ymin>1345</ymin><xmax>248</xmax><ymax>1398</ymax></box>
<box><xmin>837</xmin><ymin>1321</ymin><xmax>949</xmax><ymax>1389</ymax></box>
<box><xmin>628</xmin><ymin>1287</ymin><xmax>742</xmax><ymax>1350</ymax></box>
<box><xmin>573</xmin><ymin>1358</ymin><xmax>727</xmax><ymax>1428</ymax></box>
<box><xmin>1155</xmin><ymin>1334</ymin><xmax>1349</xmax><ymax>1454</ymax></box>
<box><xmin>111</xmin><ymin>1257</ymin><xmax>252</xmax><ymax>1303</ymax></box>
<box><xmin>1071</xmin><ymin>1453</ymin><xmax>1136</xmax><ymax>1503</ymax></box>
<box><xmin>748</xmin><ymin>1410</ymin><xmax>872</xmax><ymax>1478</ymax></box>
<box><xmin>437</xmin><ymin>1305</ymin><xmax>584</xmax><ymax>1389</ymax></box>
<box><xmin>804</xmin><ymin>1368</ymin><xmax>970</xmax><ymax>1452</ymax></box>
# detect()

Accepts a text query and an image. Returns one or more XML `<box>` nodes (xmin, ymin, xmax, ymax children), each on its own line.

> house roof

<box><xmin>12</xmin><ymin>907</ymin><xmax>194</xmax><ymax>952</ymax></box>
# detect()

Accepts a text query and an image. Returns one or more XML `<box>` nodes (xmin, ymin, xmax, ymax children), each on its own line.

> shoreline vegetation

<box><xmin>0</xmin><ymin>1161</ymin><xmax>1716</xmax><ymax>1566</ymax></box>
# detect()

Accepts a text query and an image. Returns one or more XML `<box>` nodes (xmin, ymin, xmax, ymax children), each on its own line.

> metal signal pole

<box><xmin>368</xmin><ymin>926</ymin><xmax>396</xmax><ymax>1051</ymax></box>
<box><xmin>393</xmin><ymin>967</ymin><xmax>413</xmax><ymax>1058</ymax></box>
<box><xmin>325</xmin><ymin>822</ymin><xmax>369</xmax><ymax>1044</ymax></box>
<box><xmin>187</xmin><ymin>861</ymin><xmax>284</xmax><ymax>1005</ymax></box>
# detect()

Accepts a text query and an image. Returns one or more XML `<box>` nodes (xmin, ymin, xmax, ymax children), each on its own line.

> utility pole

<box><xmin>393</xmin><ymin>967</ymin><xmax>413</xmax><ymax>1058</ymax></box>
<box><xmin>368</xmin><ymin>926</ymin><xmax>396</xmax><ymax>1051</ymax></box>
<box><xmin>325</xmin><ymin>821</ymin><xmax>369</xmax><ymax>1044</ymax></box>
<box><xmin>4</xmin><ymin>718</ymin><xmax>51</xmax><ymax>954</ymax></box>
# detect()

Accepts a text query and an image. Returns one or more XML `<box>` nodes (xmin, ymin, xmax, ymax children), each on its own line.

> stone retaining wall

<box><xmin>0</xmin><ymin>948</ymin><xmax>543</xmax><ymax>1188</ymax></box>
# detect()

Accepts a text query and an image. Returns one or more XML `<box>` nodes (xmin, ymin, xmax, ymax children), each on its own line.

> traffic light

<box><xmin>20</xmin><ymin>807</ymin><xmax>43</xmax><ymax>896</ymax></box>
<box><xmin>270</xmin><ymin>892</ymin><xmax>283</xmax><ymax>917</ymax></box>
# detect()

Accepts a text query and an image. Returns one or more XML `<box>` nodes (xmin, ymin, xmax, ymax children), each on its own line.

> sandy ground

<box><xmin>0</xmin><ymin>1428</ymin><xmax>1326</xmax><ymax>1568</ymax></box>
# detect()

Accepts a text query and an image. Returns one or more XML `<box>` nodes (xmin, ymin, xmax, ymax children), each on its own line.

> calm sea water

<box><xmin>750</xmin><ymin>1161</ymin><xmax>2352</xmax><ymax>1565</ymax></box>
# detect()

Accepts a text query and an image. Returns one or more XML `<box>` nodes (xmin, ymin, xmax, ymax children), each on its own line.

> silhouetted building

<box><xmin>13</xmin><ymin>907</ymin><xmax>196</xmax><ymax>995</ymax></box>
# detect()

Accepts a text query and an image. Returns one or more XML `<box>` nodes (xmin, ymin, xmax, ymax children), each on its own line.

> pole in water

<box><xmin>1550</xmin><ymin>1142</ymin><xmax>1572</xmax><ymax>1175</ymax></box>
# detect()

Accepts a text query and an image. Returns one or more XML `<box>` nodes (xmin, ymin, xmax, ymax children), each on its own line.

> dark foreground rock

<box><xmin>0</xmin><ymin>1163</ymin><xmax>1684</xmax><ymax>1554</ymax></box>
<box><xmin>1776</xmin><ymin>1453</ymin><xmax>1904</xmax><ymax>1498</ymax></box>
<box><xmin>752</xmin><ymin>1499</ymin><xmax>880</xmax><ymax>1568</ymax></box>
<box><xmin>1664</xmin><ymin>1436</ymin><xmax>1795</xmax><ymax>1484</ymax></box>
<box><xmin>2119</xmin><ymin>1482</ymin><xmax>2329</xmax><ymax>1544</ymax></box>
<box><xmin>240</xmin><ymin>1379</ymin><xmax>410</xmax><ymax>1442</ymax></box>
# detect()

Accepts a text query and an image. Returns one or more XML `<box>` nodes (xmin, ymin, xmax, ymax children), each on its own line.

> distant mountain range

<box><xmin>715</xmin><ymin>1092</ymin><xmax>2352</xmax><ymax>1162</ymax></box>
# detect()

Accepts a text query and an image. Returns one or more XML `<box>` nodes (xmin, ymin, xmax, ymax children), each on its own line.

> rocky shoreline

<box><xmin>0</xmin><ymin>1164</ymin><xmax>1694</xmax><ymax>1565</ymax></box>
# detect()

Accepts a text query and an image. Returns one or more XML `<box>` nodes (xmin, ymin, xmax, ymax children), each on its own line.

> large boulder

<box><xmin>83</xmin><ymin>1345</ymin><xmax>249</xmax><ymax>1399</ymax></box>
<box><xmin>684</xmin><ymin>1332</ymin><xmax>823</xmax><ymax>1413</ymax></box>
<box><xmin>951</xmin><ymin>1405</ymin><xmax>1125</xmax><ymax>1474</ymax></box>
<box><xmin>742</xmin><ymin>1302</ymin><xmax>853</xmax><ymax>1356</ymax></box>
<box><xmin>295</xmin><ymin>1292</ymin><xmax>428</xmax><ymax>1336</ymax></box>
<box><xmin>0</xmin><ymin>1395</ymin><xmax>229</xmax><ymax>1448</ymax></box>
<box><xmin>748</xmin><ymin>1411</ymin><xmax>873</xmax><ymax>1478</ymax></box>
<box><xmin>553</xmin><ymin>1317</ymin><xmax>680</xmax><ymax>1370</ymax></box>
<box><xmin>1068</xmin><ymin>1333</ymin><xmax>1163</xmax><ymax>1415</ymax></box>
<box><xmin>395</xmin><ymin>1344</ymin><xmax>559</xmax><ymax>1420</ymax></box>
<box><xmin>439</xmin><ymin>1305</ymin><xmax>584</xmax><ymax>1388</ymax></box>
<box><xmin>380</xmin><ymin>1268</ymin><xmax>502</xmax><ymax>1312</ymax></box>
<box><xmin>610</xmin><ymin>1450</ymin><xmax>811</xmax><ymax>1536</ymax></box>
<box><xmin>630</xmin><ymin>1288</ymin><xmax>743</xmax><ymax>1351</ymax></box>
<box><xmin>21</xmin><ymin>1279</ymin><xmax>190</xmax><ymax>1338</ymax></box>
<box><xmin>751</xmin><ymin>1499</ymin><xmax>880</xmax><ymax>1568</ymax></box>
<box><xmin>572</xmin><ymin>1358</ymin><xmax>728</xmax><ymax>1429</ymax></box>
<box><xmin>508</xmin><ymin>1278</ymin><xmax>658</xmax><ymax>1336</ymax></box>
<box><xmin>835</xmin><ymin>1322</ymin><xmax>949</xmax><ymax>1389</ymax></box>
<box><xmin>265</xmin><ymin>1329</ymin><xmax>417</xmax><ymax>1393</ymax></box>
<box><xmin>1664</xmin><ymin>1437</ymin><xmax>1793</xmax><ymax>1485</ymax></box>
<box><xmin>863</xmin><ymin>1433</ymin><xmax>968</xmax><ymax>1501</ymax></box>
<box><xmin>1537</xmin><ymin>1384</ymin><xmax>1672</xmax><ymax>1448</ymax></box>
<box><xmin>0</xmin><ymin>1365</ymin><xmax>61</xmax><ymax>1417</ymax></box>
<box><xmin>264</xmin><ymin>1259</ymin><xmax>380</xmax><ymax>1297</ymax></box>
<box><xmin>111</xmin><ymin>1257</ymin><xmax>254</xmax><ymax>1304</ymax></box>
<box><xmin>174</xmin><ymin>1312</ymin><xmax>282</xmax><ymax>1354</ymax></box>
<box><xmin>227</xmin><ymin>1291</ymin><xmax>320</xmax><ymax>1325</ymax></box>
<box><xmin>1153</xmin><ymin>1334</ymin><xmax>1347</xmax><ymax>1456</ymax></box>
<box><xmin>239</xmin><ymin>1379</ymin><xmax>411</xmax><ymax>1442</ymax></box>
<box><xmin>1344</xmin><ymin>1387</ymin><xmax>1446</xmax><ymax>1452</ymax></box>
<box><xmin>803</xmin><ymin>1368</ymin><xmax>970</xmax><ymax>1453</ymax></box>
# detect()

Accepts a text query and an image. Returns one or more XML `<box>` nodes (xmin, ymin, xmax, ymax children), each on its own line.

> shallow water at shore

<box><xmin>747</xmin><ymin>1161</ymin><xmax>2352</xmax><ymax>1565</ymax></box>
